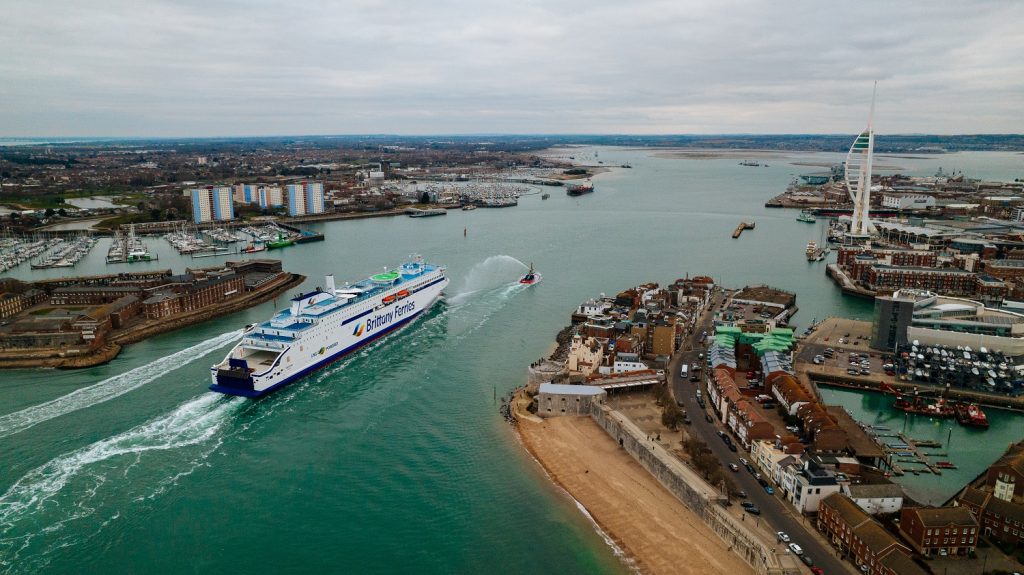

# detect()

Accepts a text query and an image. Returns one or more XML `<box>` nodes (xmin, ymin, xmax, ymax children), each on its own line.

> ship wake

<box><xmin>0</xmin><ymin>330</ymin><xmax>242</xmax><ymax>440</ymax></box>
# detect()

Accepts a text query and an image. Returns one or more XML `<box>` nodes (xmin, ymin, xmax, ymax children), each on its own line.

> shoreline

<box><xmin>0</xmin><ymin>272</ymin><xmax>305</xmax><ymax>369</ymax></box>
<box><xmin>514</xmin><ymin>412</ymin><xmax>754</xmax><ymax>575</ymax></box>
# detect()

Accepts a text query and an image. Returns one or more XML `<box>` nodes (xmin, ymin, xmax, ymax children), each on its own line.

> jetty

<box><xmin>732</xmin><ymin>221</ymin><xmax>755</xmax><ymax>239</ymax></box>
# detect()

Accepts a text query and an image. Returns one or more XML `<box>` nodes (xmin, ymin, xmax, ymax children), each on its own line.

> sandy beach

<box><xmin>516</xmin><ymin>416</ymin><xmax>755</xmax><ymax>575</ymax></box>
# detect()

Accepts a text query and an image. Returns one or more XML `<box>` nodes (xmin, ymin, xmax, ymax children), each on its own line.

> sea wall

<box><xmin>589</xmin><ymin>402</ymin><xmax>796</xmax><ymax>575</ymax></box>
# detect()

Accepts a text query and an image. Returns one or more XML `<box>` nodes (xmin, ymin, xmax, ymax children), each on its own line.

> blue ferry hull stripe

<box><xmin>210</xmin><ymin>307</ymin><xmax>426</xmax><ymax>398</ymax></box>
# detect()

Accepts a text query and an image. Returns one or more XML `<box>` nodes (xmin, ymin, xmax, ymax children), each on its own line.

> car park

<box><xmin>788</xmin><ymin>543</ymin><xmax>803</xmax><ymax>555</ymax></box>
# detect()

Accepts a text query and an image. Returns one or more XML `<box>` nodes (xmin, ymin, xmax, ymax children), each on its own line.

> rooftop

<box><xmin>538</xmin><ymin>383</ymin><xmax>606</xmax><ymax>396</ymax></box>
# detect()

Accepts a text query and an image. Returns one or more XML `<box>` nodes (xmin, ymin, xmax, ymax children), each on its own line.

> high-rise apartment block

<box><xmin>189</xmin><ymin>186</ymin><xmax>235</xmax><ymax>223</ymax></box>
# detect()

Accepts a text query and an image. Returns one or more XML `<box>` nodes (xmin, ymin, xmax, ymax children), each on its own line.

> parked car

<box><xmin>744</xmin><ymin>505</ymin><xmax>761</xmax><ymax>515</ymax></box>
<box><xmin>735</xmin><ymin>490</ymin><xmax>747</xmax><ymax>499</ymax></box>
<box><xmin>728</xmin><ymin>463</ymin><xmax>740</xmax><ymax>472</ymax></box>
<box><xmin>705</xmin><ymin>413</ymin><xmax>713</xmax><ymax>423</ymax></box>
<box><xmin>741</xmin><ymin>501</ymin><xmax>755</xmax><ymax>509</ymax></box>
<box><xmin>810</xmin><ymin>567</ymin><xmax>824</xmax><ymax>575</ymax></box>
<box><xmin>764</xmin><ymin>485</ymin><xmax>775</xmax><ymax>495</ymax></box>
<box><xmin>776</xmin><ymin>532</ymin><xmax>790</xmax><ymax>543</ymax></box>
<box><xmin>739</xmin><ymin>458</ymin><xmax>748</xmax><ymax>466</ymax></box>
<box><xmin>801</xmin><ymin>555</ymin><xmax>814</xmax><ymax>567</ymax></box>
<box><xmin>788</xmin><ymin>543</ymin><xmax>803</xmax><ymax>556</ymax></box>
<box><xmin>727</xmin><ymin>443</ymin><xmax>737</xmax><ymax>452</ymax></box>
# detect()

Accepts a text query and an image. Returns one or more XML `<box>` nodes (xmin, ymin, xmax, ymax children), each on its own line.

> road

<box><xmin>668</xmin><ymin>289</ymin><xmax>855</xmax><ymax>575</ymax></box>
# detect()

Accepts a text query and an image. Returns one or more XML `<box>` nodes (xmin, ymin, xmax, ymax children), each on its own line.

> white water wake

<box><xmin>0</xmin><ymin>393</ymin><xmax>243</xmax><ymax>569</ymax></box>
<box><xmin>0</xmin><ymin>330</ymin><xmax>241</xmax><ymax>440</ymax></box>
<box><xmin>448</xmin><ymin>254</ymin><xmax>528</xmax><ymax>306</ymax></box>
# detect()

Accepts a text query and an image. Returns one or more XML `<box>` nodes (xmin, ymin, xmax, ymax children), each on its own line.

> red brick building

<box><xmin>898</xmin><ymin>506</ymin><xmax>978</xmax><ymax>557</ymax></box>
<box><xmin>817</xmin><ymin>493</ymin><xmax>926</xmax><ymax>575</ymax></box>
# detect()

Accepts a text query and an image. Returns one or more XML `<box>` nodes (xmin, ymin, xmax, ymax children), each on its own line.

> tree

<box><xmin>57</xmin><ymin>208</ymin><xmax>67</xmax><ymax>217</ymax></box>
<box><xmin>150</xmin><ymin>208</ymin><xmax>162</xmax><ymax>221</ymax></box>
<box><xmin>661</xmin><ymin>401</ymin><xmax>684</xmax><ymax>429</ymax></box>
<box><xmin>44</xmin><ymin>208</ymin><xmax>55</xmax><ymax>217</ymax></box>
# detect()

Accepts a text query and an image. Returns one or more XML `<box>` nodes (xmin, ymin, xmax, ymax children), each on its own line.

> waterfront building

<box><xmin>881</xmin><ymin>194</ymin><xmax>936</xmax><ymax>211</ymax></box>
<box><xmin>870</xmin><ymin>289</ymin><xmax>1024</xmax><ymax>354</ymax></box>
<box><xmin>535</xmin><ymin>383</ymin><xmax>606</xmax><ymax>417</ymax></box>
<box><xmin>898</xmin><ymin>506</ymin><xmax>978</xmax><ymax>557</ymax></box>
<box><xmin>286</xmin><ymin>181</ymin><xmax>325</xmax><ymax>217</ymax></box>
<box><xmin>817</xmin><ymin>493</ymin><xmax>926</xmax><ymax>575</ymax></box>
<box><xmin>845</xmin><ymin>483</ymin><xmax>905</xmax><ymax>515</ymax></box>
<box><xmin>189</xmin><ymin>186</ymin><xmax>234</xmax><ymax>223</ymax></box>
<box><xmin>566</xmin><ymin>334</ymin><xmax>603</xmax><ymax>376</ymax></box>
<box><xmin>955</xmin><ymin>440</ymin><xmax>1024</xmax><ymax>545</ymax></box>
<box><xmin>957</xmin><ymin>487</ymin><xmax>1024</xmax><ymax>546</ymax></box>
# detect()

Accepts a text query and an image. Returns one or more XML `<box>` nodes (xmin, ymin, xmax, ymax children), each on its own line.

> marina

<box><xmin>105</xmin><ymin>225</ymin><xmax>157</xmax><ymax>264</ymax></box>
<box><xmin>28</xmin><ymin>235</ymin><xmax>97</xmax><ymax>269</ymax></box>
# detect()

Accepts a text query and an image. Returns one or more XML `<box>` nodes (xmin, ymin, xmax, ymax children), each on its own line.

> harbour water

<box><xmin>1</xmin><ymin>147</ymin><xmax>1022</xmax><ymax>573</ymax></box>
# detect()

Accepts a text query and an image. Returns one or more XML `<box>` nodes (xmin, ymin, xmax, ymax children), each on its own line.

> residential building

<box><xmin>286</xmin><ymin>181</ymin><xmax>325</xmax><ymax>217</ymax></box>
<box><xmin>957</xmin><ymin>486</ymin><xmax>1024</xmax><ymax>546</ymax></box>
<box><xmin>788</xmin><ymin>459</ymin><xmax>841</xmax><ymax>513</ymax></box>
<box><xmin>881</xmin><ymin>194</ymin><xmax>936</xmax><ymax>210</ymax></box>
<box><xmin>189</xmin><ymin>186</ymin><xmax>234</xmax><ymax>223</ymax></box>
<box><xmin>846</xmin><ymin>483</ymin><xmax>905</xmax><ymax>515</ymax></box>
<box><xmin>258</xmin><ymin>186</ymin><xmax>285</xmax><ymax>209</ymax></box>
<box><xmin>898</xmin><ymin>506</ymin><xmax>979</xmax><ymax>557</ymax></box>
<box><xmin>817</xmin><ymin>493</ymin><xmax>925</xmax><ymax>575</ymax></box>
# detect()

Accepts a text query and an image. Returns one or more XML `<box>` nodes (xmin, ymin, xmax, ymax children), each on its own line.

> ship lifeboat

<box><xmin>382</xmin><ymin>294</ymin><xmax>397</xmax><ymax>305</ymax></box>
<box><xmin>396</xmin><ymin>290</ymin><xmax>410</xmax><ymax>299</ymax></box>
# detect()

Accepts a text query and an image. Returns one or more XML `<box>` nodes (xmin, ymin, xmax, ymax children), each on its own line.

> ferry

<box><xmin>566</xmin><ymin>181</ymin><xmax>594</xmax><ymax>196</ymax></box>
<box><xmin>210</xmin><ymin>257</ymin><xmax>448</xmax><ymax>398</ymax></box>
<box><xmin>519</xmin><ymin>263</ymin><xmax>542</xmax><ymax>285</ymax></box>
<box><xmin>796</xmin><ymin>210</ymin><xmax>816</xmax><ymax>223</ymax></box>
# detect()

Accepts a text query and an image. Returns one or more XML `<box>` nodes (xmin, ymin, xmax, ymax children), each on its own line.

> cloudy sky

<box><xmin>3</xmin><ymin>0</ymin><xmax>1022</xmax><ymax>137</ymax></box>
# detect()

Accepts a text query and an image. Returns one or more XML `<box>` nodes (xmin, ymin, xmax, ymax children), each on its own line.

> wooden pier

<box><xmin>732</xmin><ymin>221</ymin><xmax>755</xmax><ymax>239</ymax></box>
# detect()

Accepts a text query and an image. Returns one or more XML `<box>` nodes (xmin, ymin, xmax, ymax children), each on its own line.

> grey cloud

<box><xmin>1</xmin><ymin>0</ymin><xmax>1022</xmax><ymax>136</ymax></box>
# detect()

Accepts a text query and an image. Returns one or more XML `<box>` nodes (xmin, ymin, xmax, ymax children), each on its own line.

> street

<box><xmin>668</xmin><ymin>289</ymin><xmax>855</xmax><ymax>575</ymax></box>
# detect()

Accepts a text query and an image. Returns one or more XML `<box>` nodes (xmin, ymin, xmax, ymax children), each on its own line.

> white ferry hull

<box><xmin>211</xmin><ymin>263</ymin><xmax>447</xmax><ymax>398</ymax></box>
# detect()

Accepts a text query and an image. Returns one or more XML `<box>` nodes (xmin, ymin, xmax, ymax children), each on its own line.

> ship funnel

<box><xmin>325</xmin><ymin>274</ymin><xmax>336</xmax><ymax>294</ymax></box>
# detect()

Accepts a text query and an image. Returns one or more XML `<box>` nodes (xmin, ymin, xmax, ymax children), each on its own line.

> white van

<box><xmin>680</xmin><ymin>364</ymin><xmax>689</xmax><ymax>379</ymax></box>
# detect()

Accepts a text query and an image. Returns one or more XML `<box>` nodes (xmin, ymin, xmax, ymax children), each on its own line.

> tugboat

<box><xmin>244</xmin><ymin>241</ymin><xmax>266</xmax><ymax>254</ymax></box>
<box><xmin>796</xmin><ymin>209</ymin><xmax>816</xmax><ymax>223</ymax></box>
<box><xmin>954</xmin><ymin>402</ymin><xmax>990</xmax><ymax>428</ymax></box>
<box><xmin>266</xmin><ymin>233</ymin><xmax>293</xmax><ymax>249</ymax></box>
<box><xmin>519</xmin><ymin>263</ymin><xmax>542</xmax><ymax>285</ymax></box>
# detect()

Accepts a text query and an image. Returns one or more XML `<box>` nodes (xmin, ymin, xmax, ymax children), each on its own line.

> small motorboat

<box><xmin>519</xmin><ymin>263</ymin><xmax>542</xmax><ymax>285</ymax></box>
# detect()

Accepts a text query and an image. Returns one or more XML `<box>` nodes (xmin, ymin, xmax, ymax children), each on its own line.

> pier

<box><xmin>732</xmin><ymin>221</ymin><xmax>755</xmax><ymax>239</ymax></box>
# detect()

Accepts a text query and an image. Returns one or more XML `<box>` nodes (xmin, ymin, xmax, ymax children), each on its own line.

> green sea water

<box><xmin>1</xmin><ymin>148</ymin><xmax>1021</xmax><ymax>573</ymax></box>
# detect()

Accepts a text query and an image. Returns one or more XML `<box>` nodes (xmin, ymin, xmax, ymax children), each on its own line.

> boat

<box><xmin>954</xmin><ymin>402</ymin><xmax>990</xmax><ymax>428</ymax></box>
<box><xmin>244</xmin><ymin>242</ymin><xmax>266</xmax><ymax>253</ymax></box>
<box><xmin>739</xmin><ymin>160</ymin><xmax>761</xmax><ymax>167</ymax></box>
<box><xmin>541</xmin><ymin>193</ymin><xmax>550</xmax><ymax>200</ymax></box>
<box><xmin>462</xmin><ymin>204</ymin><xmax>477</xmax><ymax>211</ymax></box>
<box><xmin>805</xmin><ymin>241</ymin><xmax>826</xmax><ymax>262</ymax></box>
<box><xmin>566</xmin><ymin>181</ymin><xmax>594</xmax><ymax>196</ymax></box>
<box><xmin>796</xmin><ymin>210</ymin><xmax>816</xmax><ymax>223</ymax></box>
<box><xmin>519</xmin><ymin>263</ymin><xmax>542</xmax><ymax>285</ymax></box>
<box><xmin>267</xmin><ymin>234</ymin><xmax>293</xmax><ymax>249</ymax></box>
<box><xmin>407</xmin><ymin>208</ymin><xmax>447</xmax><ymax>217</ymax></box>
<box><xmin>893</xmin><ymin>395</ymin><xmax>955</xmax><ymax>418</ymax></box>
<box><xmin>935</xmin><ymin>461</ymin><xmax>958</xmax><ymax>469</ymax></box>
<box><xmin>210</xmin><ymin>257</ymin><xmax>449</xmax><ymax>398</ymax></box>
